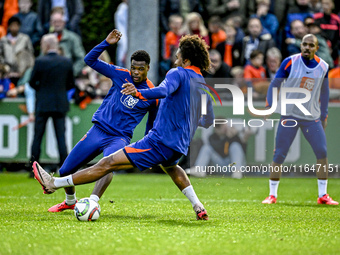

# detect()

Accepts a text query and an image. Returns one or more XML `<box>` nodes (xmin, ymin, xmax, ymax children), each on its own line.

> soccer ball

<box><xmin>74</xmin><ymin>198</ymin><xmax>101</xmax><ymax>221</ymax></box>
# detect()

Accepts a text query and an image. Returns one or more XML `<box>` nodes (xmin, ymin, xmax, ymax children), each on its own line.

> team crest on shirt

<box><xmin>300</xmin><ymin>77</ymin><xmax>315</xmax><ymax>92</ymax></box>
<box><xmin>121</xmin><ymin>95</ymin><xmax>139</xmax><ymax>109</ymax></box>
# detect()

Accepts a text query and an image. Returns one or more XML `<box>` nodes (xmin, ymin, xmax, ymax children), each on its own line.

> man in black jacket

<box><xmin>29</xmin><ymin>34</ymin><xmax>74</xmax><ymax>170</ymax></box>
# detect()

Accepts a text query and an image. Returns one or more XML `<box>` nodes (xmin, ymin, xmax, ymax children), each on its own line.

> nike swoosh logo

<box><xmin>67</xmin><ymin>179</ymin><xmax>70</xmax><ymax>185</ymax></box>
<box><xmin>306</xmin><ymin>71</ymin><xmax>312</xmax><ymax>74</ymax></box>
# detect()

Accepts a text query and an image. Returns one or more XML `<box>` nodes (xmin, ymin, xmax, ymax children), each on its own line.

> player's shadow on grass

<box><xmin>101</xmin><ymin>214</ymin><xmax>157</xmax><ymax>220</ymax></box>
<box><xmin>157</xmin><ymin>219</ymin><xmax>211</xmax><ymax>227</ymax></box>
<box><xmin>275</xmin><ymin>203</ymin><xmax>338</xmax><ymax>209</ymax></box>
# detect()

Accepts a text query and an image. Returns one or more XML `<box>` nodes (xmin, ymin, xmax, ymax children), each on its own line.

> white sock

<box><xmin>65</xmin><ymin>192</ymin><xmax>76</xmax><ymax>205</ymax></box>
<box><xmin>90</xmin><ymin>194</ymin><xmax>100</xmax><ymax>202</ymax></box>
<box><xmin>54</xmin><ymin>175</ymin><xmax>74</xmax><ymax>188</ymax></box>
<box><xmin>318</xmin><ymin>179</ymin><xmax>328</xmax><ymax>198</ymax></box>
<box><xmin>182</xmin><ymin>185</ymin><xmax>201</xmax><ymax>207</ymax></box>
<box><xmin>269</xmin><ymin>180</ymin><xmax>280</xmax><ymax>198</ymax></box>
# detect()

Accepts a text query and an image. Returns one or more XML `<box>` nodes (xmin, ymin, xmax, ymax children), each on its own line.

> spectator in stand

<box><xmin>334</xmin><ymin>1</ymin><xmax>340</xmax><ymax>14</ymax></box>
<box><xmin>231</xmin><ymin>66</ymin><xmax>248</xmax><ymax>93</ymax></box>
<box><xmin>75</xmin><ymin>50</ymin><xmax>112</xmax><ymax>108</ymax></box>
<box><xmin>180</xmin><ymin>12</ymin><xmax>209</xmax><ymax>45</ymax></box>
<box><xmin>13</xmin><ymin>0</ymin><xmax>43</xmax><ymax>48</ymax></box>
<box><xmin>305</xmin><ymin>19</ymin><xmax>334</xmax><ymax>68</ymax></box>
<box><xmin>314</xmin><ymin>0</ymin><xmax>340</xmax><ymax>64</ymax></box>
<box><xmin>208</xmin><ymin>16</ymin><xmax>226</xmax><ymax>49</ymax></box>
<box><xmin>0</xmin><ymin>63</ymin><xmax>13</xmax><ymax>99</ymax></box>
<box><xmin>1</xmin><ymin>16</ymin><xmax>34</xmax><ymax>86</ymax></box>
<box><xmin>248</xmin><ymin>0</ymin><xmax>295</xmax><ymax>29</ymax></box>
<box><xmin>186</xmin><ymin>121</ymin><xmax>253</xmax><ymax>179</ymax></box>
<box><xmin>159</xmin><ymin>14</ymin><xmax>183</xmax><ymax>83</ymax></box>
<box><xmin>204</xmin><ymin>50</ymin><xmax>231</xmax><ymax>78</ymax></box>
<box><xmin>285</xmin><ymin>0</ymin><xmax>313</xmax><ymax>38</ymax></box>
<box><xmin>163</xmin><ymin>14</ymin><xmax>183</xmax><ymax>61</ymax></box>
<box><xmin>114</xmin><ymin>0</ymin><xmax>128</xmax><ymax>67</ymax></box>
<box><xmin>309</xmin><ymin>0</ymin><xmax>322</xmax><ymax>13</ymax></box>
<box><xmin>38</xmin><ymin>0</ymin><xmax>84</xmax><ymax>35</ymax></box>
<box><xmin>207</xmin><ymin>0</ymin><xmax>248</xmax><ymax>22</ymax></box>
<box><xmin>225</xmin><ymin>16</ymin><xmax>245</xmax><ymax>44</ymax></box>
<box><xmin>216</xmin><ymin>24</ymin><xmax>242</xmax><ymax>67</ymax></box>
<box><xmin>244</xmin><ymin>49</ymin><xmax>269</xmax><ymax>96</ymax></box>
<box><xmin>248</xmin><ymin>0</ymin><xmax>295</xmax><ymax>49</ymax></box>
<box><xmin>241</xmin><ymin>17</ymin><xmax>275</xmax><ymax>66</ymax></box>
<box><xmin>265</xmin><ymin>47</ymin><xmax>282</xmax><ymax>79</ymax></box>
<box><xmin>1</xmin><ymin>0</ymin><xmax>18</xmax><ymax>31</ymax></box>
<box><xmin>250</xmin><ymin>0</ymin><xmax>279</xmax><ymax>40</ymax></box>
<box><xmin>159</xmin><ymin>0</ymin><xmax>203</xmax><ymax>34</ymax></box>
<box><xmin>49</xmin><ymin>11</ymin><xmax>85</xmax><ymax>77</ymax></box>
<box><xmin>328</xmin><ymin>63</ymin><xmax>340</xmax><ymax>101</ymax></box>
<box><xmin>285</xmin><ymin>19</ymin><xmax>307</xmax><ymax>55</ymax></box>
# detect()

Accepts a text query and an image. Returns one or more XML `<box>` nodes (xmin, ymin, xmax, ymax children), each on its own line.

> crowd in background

<box><xmin>0</xmin><ymin>0</ymin><xmax>114</xmax><ymax>110</ymax></box>
<box><xmin>1</xmin><ymin>0</ymin><xmax>340</xmax><ymax>105</ymax></box>
<box><xmin>1</xmin><ymin>0</ymin><xmax>340</xmax><ymax>175</ymax></box>
<box><xmin>159</xmin><ymin>0</ymin><xmax>340</xmax><ymax>101</ymax></box>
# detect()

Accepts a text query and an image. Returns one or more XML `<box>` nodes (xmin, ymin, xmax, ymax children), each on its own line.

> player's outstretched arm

<box><xmin>84</xmin><ymin>29</ymin><xmax>122</xmax><ymax>77</ymax></box>
<box><xmin>121</xmin><ymin>69</ymin><xmax>180</xmax><ymax>99</ymax></box>
<box><xmin>105</xmin><ymin>29</ymin><xmax>122</xmax><ymax>45</ymax></box>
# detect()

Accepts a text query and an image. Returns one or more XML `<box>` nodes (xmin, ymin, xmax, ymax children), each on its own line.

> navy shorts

<box><xmin>59</xmin><ymin>124</ymin><xmax>129</xmax><ymax>176</ymax></box>
<box><xmin>273</xmin><ymin>117</ymin><xmax>327</xmax><ymax>164</ymax></box>
<box><xmin>123</xmin><ymin>135</ymin><xmax>183</xmax><ymax>171</ymax></box>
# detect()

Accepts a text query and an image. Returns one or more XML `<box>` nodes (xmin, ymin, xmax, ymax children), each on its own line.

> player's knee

<box><xmin>273</xmin><ymin>150</ymin><xmax>286</xmax><ymax>164</ymax></box>
<box><xmin>315</xmin><ymin>145</ymin><xmax>327</xmax><ymax>159</ymax></box>
<box><xmin>59</xmin><ymin>166</ymin><xmax>71</xmax><ymax>177</ymax></box>
<box><xmin>102</xmin><ymin>154</ymin><xmax>120</xmax><ymax>172</ymax></box>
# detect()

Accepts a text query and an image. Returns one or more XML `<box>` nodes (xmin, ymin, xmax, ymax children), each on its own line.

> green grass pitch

<box><xmin>0</xmin><ymin>173</ymin><xmax>339</xmax><ymax>255</ymax></box>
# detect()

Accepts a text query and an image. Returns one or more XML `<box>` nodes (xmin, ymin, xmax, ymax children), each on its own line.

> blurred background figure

<box><xmin>230</xmin><ymin>66</ymin><xmax>247</xmax><ymax>94</ymax></box>
<box><xmin>29</xmin><ymin>34</ymin><xmax>74</xmax><ymax>175</ymax></box>
<box><xmin>285</xmin><ymin>19</ymin><xmax>307</xmax><ymax>55</ymax></box>
<box><xmin>243</xmin><ymin>49</ymin><xmax>269</xmax><ymax>98</ymax></box>
<box><xmin>305</xmin><ymin>18</ymin><xmax>334</xmax><ymax>68</ymax></box>
<box><xmin>309</xmin><ymin>0</ymin><xmax>322</xmax><ymax>13</ymax></box>
<box><xmin>1</xmin><ymin>16</ymin><xmax>34</xmax><ymax>86</ymax></box>
<box><xmin>216</xmin><ymin>23</ymin><xmax>242</xmax><ymax>67</ymax></box>
<box><xmin>1</xmin><ymin>0</ymin><xmax>19</xmax><ymax>32</ymax></box>
<box><xmin>163</xmin><ymin>14</ymin><xmax>183</xmax><ymax>62</ymax></box>
<box><xmin>250</xmin><ymin>0</ymin><xmax>279</xmax><ymax>40</ymax></box>
<box><xmin>159</xmin><ymin>0</ymin><xmax>203</xmax><ymax>35</ymax></box>
<box><xmin>159</xmin><ymin>14</ymin><xmax>183</xmax><ymax>83</ymax></box>
<box><xmin>207</xmin><ymin>16</ymin><xmax>226</xmax><ymax>49</ymax></box>
<box><xmin>75</xmin><ymin>50</ymin><xmax>112</xmax><ymax>109</ymax></box>
<box><xmin>207</xmin><ymin>0</ymin><xmax>248</xmax><ymax>22</ymax></box>
<box><xmin>328</xmin><ymin>60</ymin><xmax>340</xmax><ymax>101</ymax></box>
<box><xmin>49</xmin><ymin>10</ymin><xmax>85</xmax><ymax>77</ymax></box>
<box><xmin>204</xmin><ymin>49</ymin><xmax>231</xmax><ymax>78</ymax></box>
<box><xmin>241</xmin><ymin>17</ymin><xmax>275</xmax><ymax>65</ymax></box>
<box><xmin>114</xmin><ymin>0</ymin><xmax>128</xmax><ymax>67</ymax></box>
<box><xmin>0</xmin><ymin>63</ymin><xmax>13</xmax><ymax>99</ymax></box>
<box><xmin>186</xmin><ymin>120</ymin><xmax>254</xmax><ymax>179</ymax></box>
<box><xmin>285</xmin><ymin>0</ymin><xmax>313</xmax><ymax>39</ymax></box>
<box><xmin>265</xmin><ymin>47</ymin><xmax>282</xmax><ymax>79</ymax></box>
<box><xmin>180</xmin><ymin>12</ymin><xmax>209</xmax><ymax>45</ymax></box>
<box><xmin>314</xmin><ymin>0</ymin><xmax>340</xmax><ymax>66</ymax></box>
<box><xmin>39</xmin><ymin>0</ymin><xmax>84</xmax><ymax>35</ymax></box>
<box><xmin>13</xmin><ymin>0</ymin><xmax>43</xmax><ymax>50</ymax></box>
